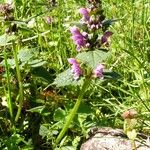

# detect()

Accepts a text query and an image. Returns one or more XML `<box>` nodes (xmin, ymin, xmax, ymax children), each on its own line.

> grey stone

<box><xmin>80</xmin><ymin>127</ymin><xmax>150</xmax><ymax>150</ymax></box>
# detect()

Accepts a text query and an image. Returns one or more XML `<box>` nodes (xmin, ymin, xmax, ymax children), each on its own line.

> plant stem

<box><xmin>131</xmin><ymin>140</ymin><xmax>137</xmax><ymax>150</ymax></box>
<box><xmin>4</xmin><ymin>49</ymin><xmax>13</xmax><ymax>119</ymax></box>
<box><xmin>12</xmin><ymin>42</ymin><xmax>24</xmax><ymax>122</ymax></box>
<box><xmin>56</xmin><ymin>79</ymin><xmax>90</xmax><ymax>144</ymax></box>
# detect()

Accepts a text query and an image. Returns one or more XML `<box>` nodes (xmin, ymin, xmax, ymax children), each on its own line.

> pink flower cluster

<box><xmin>69</xmin><ymin>7</ymin><xmax>113</xmax><ymax>51</ymax></box>
<box><xmin>68</xmin><ymin>58</ymin><xmax>104</xmax><ymax>80</ymax></box>
<box><xmin>79</xmin><ymin>7</ymin><xmax>102</xmax><ymax>30</ymax></box>
<box><xmin>70</xmin><ymin>26</ymin><xmax>89</xmax><ymax>52</ymax></box>
<box><xmin>68</xmin><ymin>58</ymin><xmax>82</xmax><ymax>80</ymax></box>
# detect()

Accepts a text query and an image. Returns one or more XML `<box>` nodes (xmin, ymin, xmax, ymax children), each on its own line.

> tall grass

<box><xmin>103</xmin><ymin>0</ymin><xmax>150</xmax><ymax>129</ymax></box>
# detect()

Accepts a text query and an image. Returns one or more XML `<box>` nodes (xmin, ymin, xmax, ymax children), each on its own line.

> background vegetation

<box><xmin>0</xmin><ymin>0</ymin><xmax>149</xmax><ymax>149</ymax></box>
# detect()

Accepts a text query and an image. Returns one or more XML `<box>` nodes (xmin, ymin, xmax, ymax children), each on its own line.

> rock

<box><xmin>80</xmin><ymin>127</ymin><xmax>150</xmax><ymax>150</ymax></box>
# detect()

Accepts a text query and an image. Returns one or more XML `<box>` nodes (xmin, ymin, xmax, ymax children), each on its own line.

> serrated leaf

<box><xmin>0</xmin><ymin>34</ymin><xmax>16</xmax><ymax>46</ymax></box>
<box><xmin>18</xmin><ymin>47</ymin><xmax>36</xmax><ymax>62</ymax></box>
<box><xmin>39</xmin><ymin>125</ymin><xmax>49</xmax><ymax>138</ymax></box>
<box><xmin>52</xmin><ymin>69</ymin><xmax>83</xmax><ymax>87</ymax></box>
<box><xmin>76</xmin><ymin>50</ymin><xmax>110</xmax><ymax>68</ymax></box>
<box><xmin>52</xmin><ymin>69</ymin><xmax>73</xmax><ymax>87</ymax></box>
<box><xmin>0</xmin><ymin>58</ymin><xmax>15</xmax><ymax>68</ymax></box>
<box><xmin>53</xmin><ymin>108</ymin><xmax>66</xmax><ymax>122</ymax></box>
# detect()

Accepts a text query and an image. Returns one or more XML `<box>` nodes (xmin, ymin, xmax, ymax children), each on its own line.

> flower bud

<box><xmin>122</xmin><ymin>109</ymin><xmax>138</xmax><ymax>120</ymax></box>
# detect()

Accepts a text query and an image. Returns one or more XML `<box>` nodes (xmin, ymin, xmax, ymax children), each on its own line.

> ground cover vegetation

<box><xmin>0</xmin><ymin>0</ymin><xmax>149</xmax><ymax>149</ymax></box>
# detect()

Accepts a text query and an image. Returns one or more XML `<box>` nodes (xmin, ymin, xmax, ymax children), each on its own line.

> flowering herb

<box><xmin>55</xmin><ymin>0</ymin><xmax>117</xmax><ymax>144</ymax></box>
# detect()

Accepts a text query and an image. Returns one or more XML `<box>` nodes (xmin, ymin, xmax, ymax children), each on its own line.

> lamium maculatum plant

<box><xmin>53</xmin><ymin>0</ymin><xmax>119</xmax><ymax>145</ymax></box>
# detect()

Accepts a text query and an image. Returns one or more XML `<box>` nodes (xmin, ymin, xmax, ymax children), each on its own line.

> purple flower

<box><xmin>68</xmin><ymin>58</ymin><xmax>77</xmax><ymax>64</ymax></box>
<box><xmin>101</xmin><ymin>31</ymin><xmax>113</xmax><ymax>47</ymax></box>
<box><xmin>93</xmin><ymin>64</ymin><xmax>104</xmax><ymax>79</ymax></box>
<box><xmin>70</xmin><ymin>26</ymin><xmax>81</xmax><ymax>35</ymax></box>
<box><xmin>82</xmin><ymin>32</ymin><xmax>88</xmax><ymax>38</ymax></box>
<box><xmin>70</xmin><ymin>26</ymin><xmax>88</xmax><ymax>51</ymax></box>
<box><xmin>45</xmin><ymin>16</ymin><xmax>52</xmax><ymax>24</ymax></box>
<box><xmin>68</xmin><ymin>58</ymin><xmax>82</xmax><ymax>80</ymax></box>
<box><xmin>90</xmin><ymin>24</ymin><xmax>96</xmax><ymax>30</ymax></box>
<box><xmin>79</xmin><ymin>8</ymin><xmax>90</xmax><ymax>21</ymax></box>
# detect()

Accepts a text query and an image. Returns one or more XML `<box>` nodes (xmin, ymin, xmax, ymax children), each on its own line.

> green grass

<box><xmin>0</xmin><ymin>0</ymin><xmax>149</xmax><ymax>149</ymax></box>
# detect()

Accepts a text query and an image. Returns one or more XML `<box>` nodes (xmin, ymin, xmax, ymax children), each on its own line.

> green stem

<box><xmin>12</xmin><ymin>42</ymin><xmax>24</xmax><ymax>122</ymax></box>
<box><xmin>4</xmin><ymin>49</ymin><xmax>13</xmax><ymax>119</ymax></box>
<box><xmin>131</xmin><ymin>0</ymin><xmax>135</xmax><ymax>47</ymax></box>
<box><xmin>56</xmin><ymin>79</ymin><xmax>89</xmax><ymax>144</ymax></box>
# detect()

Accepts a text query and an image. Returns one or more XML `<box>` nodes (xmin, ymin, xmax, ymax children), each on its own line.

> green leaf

<box><xmin>127</xmin><ymin>129</ymin><xmax>137</xmax><ymax>140</ymax></box>
<box><xmin>18</xmin><ymin>47</ymin><xmax>36</xmax><ymax>62</ymax></box>
<box><xmin>39</xmin><ymin>125</ymin><xmax>49</xmax><ymax>138</ymax></box>
<box><xmin>27</xmin><ymin>106</ymin><xmax>45</xmax><ymax>113</ymax></box>
<box><xmin>48</xmin><ymin>41</ymin><xmax>58</xmax><ymax>47</ymax></box>
<box><xmin>0</xmin><ymin>58</ymin><xmax>15</xmax><ymax>68</ymax></box>
<box><xmin>52</xmin><ymin>69</ymin><xmax>83</xmax><ymax>87</ymax></box>
<box><xmin>4</xmin><ymin>133</ymin><xmax>25</xmax><ymax>150</ymax></box>
<box><xmin>52</xmin><ymin>69</ymin><xmax>73</xmax><ymax>87</ymax></box>
<box><xmin>0</xmin><ymin>34</ymin><xmax>16</xmax><ymax>46</ymax></box>
<box><xmin>102</xmin><ymin>19</ymin><xmax>120</xmax><ymax>26</ymax></box>
<box><xmin>31</xmin><ymin>66</ymin><xmax>53</xmax><ymax>83</ymax></box>
<box><xmin>78</xmin><ymin>103</ymin><xmax>93</xmax><ymax>114</ymax></box>
<box><xmin>103</xmin><ymin>70</ymin><xmax>120</xmax><ymax>79</ymax></box>
<box><xmin>28</xmin><ymin>59</ymin><xmax>47</xmax><ymax>67</ymax></box>
<box><xmin>76</xmin><ymin>50</ymin><xmax>111</xmax><ymax>68</ymax></box>
<box><xmin>27</xmin><ymin>106</ymin><xmax>50</xmax><ymax>116</ymax></box>
<box><xmin>0</xmin><ymin>87</ymin><xmax>4</xmax><ymax>97</ymax></box>
<box><xmin>53</xmin><ymin>108</ymin><xmax>66</xmax><ymax>122</ymax></box>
